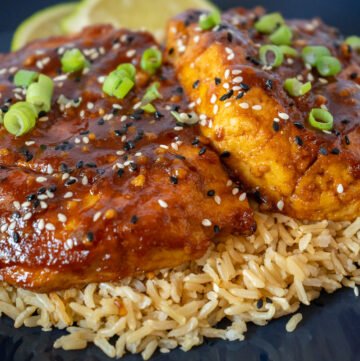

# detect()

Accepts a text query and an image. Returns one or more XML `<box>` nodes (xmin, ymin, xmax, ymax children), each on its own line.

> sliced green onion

<box><xmin>345</xmin><ymin>36</ymin><xmax>360</xmax><ymax>51</ymax></box>
<box><xmin>116</xmin><ymin>63</ymin><xmax>136</xmax><ymax>82</ymax></box>
<box><xmin>301</xmin><ymin>46</ymin><xmax>330</xmax><ymax>66</ymax></box>
<box><xmin>26</xmin><ymin>74</ymin><xmax>54</xmax><ymax>112</ymax></box>
<box><xmin>284</xmin><ymin>78</ymin><xmax>312</xmax><ymax>97</ymax></box>
<box><xmin>199</xmin><ymin>9</ymin><xmax>221</xmax><ymax>30</ymax></box>
<box><xmin>279</xmin><ymin>45</ymin><xmax>298</xmax><ymax>57</ymax></box>
<box><xmin>113</xmin><ymin>77</ymin><xmax>134</xmax><ymax>99</ymax></box>
<box><xmin>316</xmin><ymin>56</ymin><xmax>342</xmax><ymax>77</ymax></box>
<box><xmin>308</xmin><ymin>108</ymin><xmax>333</xmax><ymax>131</ymax></box>
<box><xmin>140</xmin><ymin>48</ymin><xmax>162</xmax><ymax>75</ymax></box>
<box><xmin>142</xmin><ymin>82</ymin><xmax>161</xmax><ymax>103</ymax></box>
<box><xmin>14</xmin><ymin>70</ymin><xmax>39</xmax><ymax>88</ymax></box>
<box><xmin>254</xmin><ymin>12</ymin><xmax>285</xmax><ymax>34</ymax></box>
<box><xmin>269</xmin><ymin>25</ymin><xmax>293</xmax><ymax>45</ymax></box>
<box><xmin>4</xmin><ymin>101</ymin><xmax>37</xmax><ymax>136</ymax></box>
<box><xmin>141</xmin><ymin>103</ymin><xmax>156</xmax><ymax>113</ymax></box>
<box><xmin>103</xmin><ymin>71</ymin><xmax>122</xmax><ymax>96</ymax></box>
<box><xmin>61</xmin><ymin>48</ymin><xmax>87</xmax><ymax>73</ymax></box>
<box><xmin>171</xmin><ymin>111</ymin><xmax>199</xmax><ymax>125</ymax></box>
<box><xmin>259</xmin><ymin>45</ymin><xmax>284</xmax><ymax>67</ymax></box>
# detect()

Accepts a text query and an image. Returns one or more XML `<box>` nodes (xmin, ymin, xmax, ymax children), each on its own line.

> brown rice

<box><xmin>1</xmin><ymin>207</ymin><xmax>360</xmax><ymax>359</ymax></box>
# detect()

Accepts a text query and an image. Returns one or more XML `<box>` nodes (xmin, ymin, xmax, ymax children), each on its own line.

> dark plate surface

<box><xmin>0</xmin><ymin>1</ymin><xmax>360</xmax><ymax>360</ymax></box>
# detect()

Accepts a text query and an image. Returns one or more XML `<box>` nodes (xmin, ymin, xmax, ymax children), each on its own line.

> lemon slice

<box><xmin>61</xmin><ymin>0</ymin><xmax>217</xmax><ymax>41</ymax></box>
<box><xmin>11</xmin><ymin>3</ymin><xmax>76</xmax><ymax>51</ymax></box>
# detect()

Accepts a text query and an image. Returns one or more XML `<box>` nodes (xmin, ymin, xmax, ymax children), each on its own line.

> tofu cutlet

<box><xmin>166</xmin><ymin>7</ymin><xmax>360</xmax><ymax>221</ymax></box>
<box><xmin>0</xmin><ymin>25</ymin><xmax>255</xmax><ymax>292</ymax></box>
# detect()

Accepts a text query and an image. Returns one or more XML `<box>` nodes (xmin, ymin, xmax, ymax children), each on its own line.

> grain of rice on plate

<box><xmin>1</xmin><ymin>206</ymin><xmax>360</xmax><ymax>359</ymax></box>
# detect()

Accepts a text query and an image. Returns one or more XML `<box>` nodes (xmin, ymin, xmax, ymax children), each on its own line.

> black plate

<box><xmin>0</xmin><ymin>1</ymin><xmax>360</xmax><ymax>360</ymax></box>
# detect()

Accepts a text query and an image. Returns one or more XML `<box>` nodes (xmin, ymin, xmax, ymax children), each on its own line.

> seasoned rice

<box><xmin>1</xmin><ymin>208</ymin><xmax>360</xmax><ymax>360</ymax></box>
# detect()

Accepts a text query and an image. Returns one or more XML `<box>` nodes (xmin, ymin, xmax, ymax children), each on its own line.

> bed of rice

<box><xmin>1</xmin><ymin>208</ymin><xmax>360</xmax><ymax>360</ymax></box>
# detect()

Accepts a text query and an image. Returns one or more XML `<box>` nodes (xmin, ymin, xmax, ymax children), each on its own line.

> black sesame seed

<box><xmin>319</xmin><ymin>147</ymin><xmax>328</xmax><ymax>155</ymax></box>
<box><xmin>59</xmin><ymin>163</ymin><xmax>69</xmax><ymax>173</ymax></box>
<box><xmin>293</xmin><ymin>121</ymin><xmax>304</xmax><ymax>129</ymax></box>
<box><xmin>76</xmin><ymin>160</ymin><xmax>84</xmax><ymax>169</ymax></box>
<box><xmin>12</xmin><ymin>232</ymin><xmax>20</xmax><ymax>243</ymax></box>
<box><xmin>80</xmin><ymin>130</ymin><xmax>89</xmax><ymax>135</ymax></box>
<box><xmin>219</xmin><ymin>89</ymin><xmax>234</xmax><ymax>101</ymax></box>
<box><xmin>341</xmin><ymin>119</ymin><xmax>350</xmax><ymax>125</ymax></box>
<box><xmin>265</xmin><ymin>79</ymin><xmax>273</xmax><ymax>90</ymax></box>
<box><xmin>117</xmin><ymin>169</ymin><xmax>124</xmax><ymax>177</ymax></box>
<box><xmin>199</xmin><ymin>147</ymin><xmax>207</xmax><ymax>155</ymax></box>
<box><xmin>192</xmin><ymin>137</ymin><xmax>200</xmax><ymax>145</ymax></box>
<box><xmin>294</xmin><ymin>136</ymin><xmax>303</xmax><ymax>146</ymax></box>
<box><xmin>168</xmin><ymin>47</ymin><xmax>174</xmax><ymax>55</ymax></box>
<box><xmin>154</xmin><ymin>111</ymin><xmax>164</xmax><ymax>119</ymax></box>
<box><xmin>37</xmin><ymin>187</ymin><xmax>46</xmax><ymax>195</ymax></box>
<box><xmin>272</xmin><ymin>121</ymin><xmax>280</xmax><ymax>132</ymax></box>
<box><xmin>114</xmin><ymin>129</ymin><xmax>125</xmax><ymax>137</ymax></box>
<box><xmin>344</xmin><ymin>135</ymin><xmax>351</xmax><ymax>145</ymax></box>
<box><xmin>65</xmin><ymin>178</ymin><xmax>76</xmax><ymax>186</ymax></box>
<box><xmin>214</xmin><ymin>225</ymin><xmax>220</xmax><ymax>234</ymax></box>
<box><xmin>1</xmin><ymin>105</ymin><xmax>9</xmax><ymax>113</ymax></box>
<box><xmin>246</xmin><ymin>55</ymin><xmax>260</xmax><ymax>66</ymax></box>
<box><xmin>175</xmin><ymin>154</ymin><xmax>186</xmax><ymax>160</ymax></box>
<box><xmin>38</xmin><ymin>110</ymin><xmax>47</xmax><ymax>118</ymax></box>
<box><xmin>97</xmin><ymin>118</ymin><xmax>105</xmax><ymax>125</ymax></box>
<box><xmin>86</xmin><ymin>232</ymin><xmax>94</xmax><ymax>242</ymax></box>
<box><xmin>256</xmin><ymin>299</ymin><xmax>263</xmax><ymax>309</ymax></box>
<box><xmin>170</xmin><ymin>176</ymin><xmax>178</xmax><ymax>185</ymax></box>
<box><xmin>192</xmin><ymin>80</ymin><xmax>200</xmax><ymax>89</ymax></box>
<box><xmin>227</xmin><ymin>32</ymin><xmax>233</xmax><ymax>42</ymax></box>
<box><xmin>174</xmin><ymin>86</ymin><xmax>183</xmax><ymax>94</ymax></box>
<box><xmin>220</xmin><ymin>151</ymin><xmax>231</xmax><ymax>158</ymax></box>
<box><xmin>236</xmin><ymin>92</ymin><xmax>244</xmax><ymax>99</ymax></box>
<box><xmin>207</xmin><ymin>190</ymin><xmax>215</xmax><ymax>196</ymax></box>
<box><xmin>171</xmin><ymin>105</ymin><xmax>180</xmax><ymax>112</ymax></box>
<box><xmin>12</xmin><ymin>211</ymin><xmax>20</xmax><ymax>219</ymax></box>
<box><xmin>26</xmin><ymin>193</ymin><xmax>36</xmax><ymax>201</ymax></box>
<box><xmin>215</xmin><ymin>77</ymin><xmax>221</xmax><ymax>85</ymax></box>
<box><xmin>124</xmin><ymin>141</ymin><xmax>135</xmax><ymax>151</ymax></box>
<box><xmin>33</xmin><ymin>199</ymin><xmax>40</xmax><ymax>208</ymax></box>
<box><xmin>86</xmin><ymin>162</ymin><xmax>97</xmax><ymax>168</ymax></box>
<box><xmin>129</xmin><ymin>162</ymin><xmax>138</xmax><ymax>171</ymax></box>
<box><xmin>130</xmin><ymin>215</ymin><xmax>138</xmax><ymax>224</ymax></box>
<box><xmin>49</xmin><ymin>185</ymin><xmax>57</xmax><ymax>192</ymax></box>
<box><xmin>350</xmin><ymin>72</ymin><xmax>358</xmax><ymax>80</ymax></box>
<box><xmin>330</xmin><ymin>147</ymin><xmax>340</xmax><ymax>155</ymax></box>
<box><xmin>240</xmin><ymin>83</ymin><xmax>250</xmax><ymax>91</ymax></box>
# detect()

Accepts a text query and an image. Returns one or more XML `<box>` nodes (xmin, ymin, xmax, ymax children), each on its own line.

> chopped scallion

<box><xmin>301</xmin><ymin>46</ymin><xmax>330</xmax><ymax>66</ymax></box>
<box><xmin>4</xmin><ymin>101</ymin><xmax>37</xmax><ymax>136</ymax></box>
<box><xmin>116</xmin><ymin>63</ymin><xmax>136</xmax><ymax>81</ymax></box>
<box><xmin>269</xmin><ymin>25</ymin><xmax>293</xmax><ymax>45</ymax></box>
<box><xmin>61</xmin><ymin>48</ymin><xmax>87</xmax><ymax>73</ymax></box>
<box><xmin>113</xmin><ymin>77</ymin><xmax>135</xmax><ymax>99</ymax></box>
<box><xmin>199</xmin><ymin>9</ymin><xmax>221</xmax><ymax>30</ymax></box>
<box><xmin>279</xmin><ymin>45</ymin><xmax>298</xmax><ymax>57</ymax></box>
<box><xmin>141</xmin><ymin>103</ymin><xmax>156</xmax><ymax>113</ymax></box>
<box><xmin>308</xmin><ymin>108</ymin><xmax>334</xmax><ymax>131</ymax></box>
<box><xmin>316</xmin><ymin>56</ymin><xmax>342</xmax><ymax>77</ymax></box>
<box><xmin>259</xmin><ymin>45</ymin><xmax>284</xmax><ymax>67</ymax></box>
<box><xmin>345</xmin><ymin>36</ymin><xmax>360</xmax><ymax>51</ymax></box>
<box><xmin>26</xmin><ymin>74</ymin><xmax>54</xmax><ymax>112</ymax></box>
<box><xmin>254</xmin><ymin>12</ymin><xmax>285</xmax><ymax>34</ymax></box>
<box><xmin>140</xmin><ymin>48</ymin><xmax>162</xmax><ymax>75</ymax></box>
<box><xmin>284</xmin><ymin>78</ymin><xmax>312</xmax><ymax>97</ymax></box>
<box><xmin>14</xmin><ymin>70</ymin><xmax>39</xmax><ymax>88</ymax></box>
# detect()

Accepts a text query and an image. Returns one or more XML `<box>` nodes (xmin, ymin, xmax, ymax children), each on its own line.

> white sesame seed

<box><xmin>58</xmin><ymin>214</ymin><xmax>67</xmax><ymax>223</ymax></box>
<box><xmin>37</xmin><ymin>219</ymin><xmax>45</xmax><ymax>230</ymax></box>
<box><xmin>213</xmin><ymin>104</ymin><xmax>219</xmax><ymax>115</ymax></box>
<box><xmin>232</xmin><ymin>188</ymin><xmax>239</xmax><ymax>195</ymax></box>
<box><xmin>226</xmin><ymin>180</ymin><xmax>233</xmax><ymax>187</ymax></box>
<box><xmin>202</xmin><ymin>219</ymin><xmax>212</xmax><ymax>227</ymax></box>
<box><xmin>239</xmin><ymin>192</ymin><xmax>247</xmax><ymax>201</ymax></box>
<box><xmin>40</xmin><ymin>201</ymin><xmax>48</xmax><ymax>209</ymax></box>
<box><xmin>82</xmin><ymin>136</ymin><xmax>89</xmax><ymax>144</ymax></box>
<box><xmin>65</xmin><ymin>238</ymin><xmax>74</xmax><ymax>250</ymax></box>
<box><xmin>278</xmin><ymin>112</ymin><xmax>289</xmax><ymax>120</ymax></box>
<box><xmin>227</xmin><ymin>53</ymin><xmax>235</xmax><ymax>60</ymax></box>
<box><xmin>223</xmin><ymin>82</ymin><xmax>230</xmax><ymax>89</ymax></box>
<box><xmin>46</xmin><ymin>191</ymin><xmax>54</xmax><ymax>199</ymax></box>
<box><xmin>93</xmin><ymin>212</ymin><xmax>102</xmax><ymax>222</ymax></box>
<box><xmin>21</xmin><ymin>201</ymin><xmax>31</xmax><ymax>209</ymax></box>
<box><xmin>13</xmin><ymin>201</ymin><xmax>20</xmax><ymax>210</ymax></box>
<box><xmin>232</xmin><ymin>76</ymin><xmax>243</xmax><ymax>83</ymax></box>
<box><xmin>160</xmin><ymin>144</ymin><xmax>169</xmax><ymax>149</ymax></box>
<box><xmin>36</xmin><ymin>176</ymin><xmax>47</xmax><ymax>183</ymax></box>
<box><xmin>277</xmin><ymin>200</ymin><xmax>284</xmax><ymax>211</ymax></box>
<box><xmin>337</xmin><ymin>184</ymin><xmax>344</xmax><ymax>194</ymax></box>
<box><xmin>45</xmin><ymin>223</ymin><xmax>55</xmax><ymax>231</ymax></box>
<box><xmin>9</xmin><ymin>221</ymin><xmax>16</xmax><ymax>230</ymax></box>
<box><xmin>239</xmin><ymin>102</ymin><xmax>249</xmax><ymax>109</ymax></box>
<box><xmin>47</xmin><ymin>164</ymin><xmax>54</xmax><ymax>174</ymax></box>
<box><xmin>25</xmin><ymin>141</ymin><xmax>35</xmax><ymax>146</ymax></box>
<box><xmin>273</xmin><ymin>117</ymin><xmax>280</xmax><ymax>122</ymax></box>
<box><xmin>82</xmin><ymin>176</ymin><xmax>88</xmax><ymax>185</ymax></box>
<box><xmin>87</xmin><ymin>102</ymin><xmax>94</xmax><ymax>110</ymax></box>
<box><xmin>224</xmin><ymin>69</ymin><xmax>230</xmax><ymax>79</ymax></box>
<box><xmin>158</xmin><ymin>200</ymin><xmax>168</xmax><ymax>208</ymax></box>
<box><xmin>1</xmin><ymin>223</ymin><xmax>8</xmax><ymax>233</ymax></box>
<box><xmin>232</xmin><ymin>69</ymin><xmax>242</xmax><ymax>75</ymax></box>
<box><xmin>75</xmin><ymin>138</ymin><xmax>81</xmax><ymax>144</ymax></box>
<box><xmin>23</xmin><ymin>212</ymin><xmax>32</xmax><ymax>221</ymax></box>
<box><xmin>210</xmin><ymin>94</ymin><xmax>217</xmax><ymax>104</ymax></box>
<box><xmin>121</xmin><ymin>115</ymin><xmax>127</xmax><ymax>122</ymax></box>
<box><xmin>37</xmin><ymin>194</ymin><xmax>48</xmax><ymax>200</ymax></box>
<box><xmin>62</xmin><ymin>173</ymin><xmax>70</xmax><ymax>181</ymax></box>
<box><xmin>126</xmin><ymin>49</ymin><xmax>136</xmax><ymax>57</ymax></box>
<box><xmin>64</xmin><ymin>192</ymin><xmax>73</xmax><ymax>199</ymax></box>
<box><xmin>252</xmin><ymin>105</ymin><xmax>262</xmax><ymax>111</ymax></box>
<box><xmin>214</xmin><ymin>195</ymin><xmax>221</xmax><ymax>205</ymax></box>
<box><xmin>193</xmin><ymin>35</ymin><xmax>200</xmax><ymax>43</ymax></box>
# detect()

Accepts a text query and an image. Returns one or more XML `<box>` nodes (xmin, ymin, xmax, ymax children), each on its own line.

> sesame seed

<box><xmin>224</xmin><ymin>69</ymin><xmax>230</xmax><ymax>79</ymax></box>
<box><xmin>36</xmin><ymin>176</ymin><xmax>47</xmax><ymax>183</ymax></box>
<box><xmin>232</xmin><ymin>69</ymin><xmax>242</xmax><ymax>75</ymax></box>
<box><xmin>252</xmin><ymin>105</ymin><xmax>262</xmax><ymax>111</ymax></box>
<box><xmin>233</xmin><ymin>76</ymin><xmax>243</xmax><ymax>83</ymax></box>
<box><xmin>93</xmin><ymin>212</ymin><xmax>102</xmax><ymax>222</ymax></box>
<box><xmin>158</xmin><ymin>200</ymin><xmax>168</xmax><ymax>208</ymax></box>
<box><xmin>126</xmin><ymin>49</ymin><xmax>136</xmax><ymax>57</ymax></box>
<box><xmin>58</xmin><ymin>214</ymin><xmax>67</xmax><ymax>223</ymax></box>
<box><xmin>13</xmin><ymin>201</ymin><xmax>20</xmax><ymax>210</ymax></box>
<box><xmin>239</xmin><ymin>102</ymin><xmax>249</xmax><ymax>109</ymax></box>
<box><xmin>202</xmin><ymin>219</ymin><xmax>212</xmax><ymax>227</ymax></box>
<box><xmin>336</xmin><ymin>184</ymin><xmax>344</xmax><ymax>194</ymax></box>
<box><xmin>239</xmin><ymin>193</ymin><xmax>247</xmax><ymax>201</ymax></box>
<box><xmin>37</xmin><ymin>219</ymin><xmax>45</xmax><ymax>230</ymax></box>
<box><xmin>213</xmin><ymin>104</ymin><xmax>219</xmax><ymax>114</ymax></box>
<box><xmin>64</xmin><ymin>192</ymin><xmax>73</xmax><ymax>199</ymax></box>
<box><xmin>210</xmin><ymin>94</ymin><xmax>217</xmax><ymax>104</ymax></box>
<box><xmin>277</xmin><ymin>200</ymin><xmax>284</xmax><ymax>211</ymax></box>
<box><xmin>23</xmin><ymin>212</ymin><xmax>32</xmax><ymax>221</ymax></box>
<box><xmin>214</xmin><ymin>195</ymin><xmax>221</xmax><ymax>205</ymax></box>
<box><xmin>40</xmin><ymin>201</ymin><xmax>48</xmax><ymax>209</ymax></box>
<box><xmin>232</xmin><ymin>188</ymin><xmax>239</xmax><ymax>195</ymax></box>
<box><xmin>45</xmin><ymin>223</ymin><xmax>55</xmax><ymax>231</ymax></box>
<box><xmin>278</xmin><ymin>112</ymin><xmax>289</xmax><ymax>120</ymax></box>
<box><xmin>87</xmin><ymin>102</ymin><xmax>94</xmax><ymax>110</ymax></box>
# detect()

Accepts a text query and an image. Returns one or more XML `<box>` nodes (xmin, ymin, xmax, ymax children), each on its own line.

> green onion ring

<box><xmin>199</xmin><ymin>9</ymin><xmax>221</xmax><ymax>30</ymax></box>
<box><xmin>26</xmin><ymin>74</ymin><xmax>54</xmax><ymax>112</ymax></box>
<box><xmin>14</xmin><ymin>70</ymin><xmax>39</xmax><ymax>88</ymax></box>
<box><xmin>269</xmin><ymin>25</ymin><xmax>293</xmax><ymax>45</ymax></box>
<box><xmin>259</xmin><ymin>45</ymin><xmax>284</xmax><ymax>67</ymax></box>
<box><xmin>4</xmin><ymin>101</ymin><xmax>37</xmax><ymax>136</ymax></box>
<box><xmin>308</xmin><ymin>108</ymin><xmax>334</xmax><ymax>131</ymax></box>
<box><xmin>301</xmin><ymin>46</ymin><xmax>330</xmax><ymax>66</ymax></box>
<box><xmin>61</xmin><ymin>48</ymin><xmax>88</xmax><ymax>73</ymax></box>
<box><xmin>140</xmin><ymin>48</ymin><xmax>162</xmax><ymax>75</ymax></box>
<box><xmin>316</xmin><ymin>56</ymin><xmax>342</xmax><ymax>77</ymax></box>
<box><xmin>254</xmin><ymin>12</ymin><xmax>285</xmax><ymax>34</ymax></box>
<box><xmin>284</xmin><ymin>78</ymin><xmax>312</xmax><ymax>97</ymax></box>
